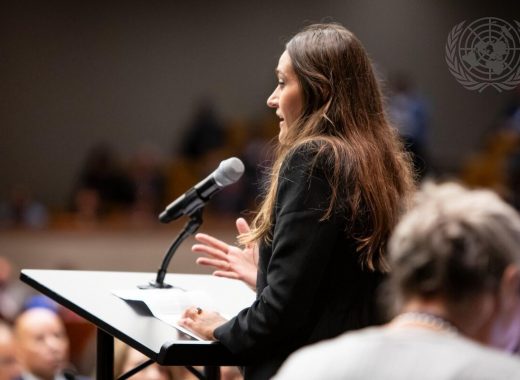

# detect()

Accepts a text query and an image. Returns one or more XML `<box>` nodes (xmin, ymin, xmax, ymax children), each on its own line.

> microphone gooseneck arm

<box><xmin>139</xmin><ymin>208</ymin><xmax>203</xmax><ymax>289</ymax></box>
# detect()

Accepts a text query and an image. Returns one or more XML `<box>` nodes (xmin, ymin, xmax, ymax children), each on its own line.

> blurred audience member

<box><xmin>0</xmin><ymin>185</ymin><xmax>48</xmax><ymax>229</ymax></box>
<box><xmin>14</xmin><ymin>307</ymin><xmax>88</xmax><ymax>380</ymax></box>
<box><xmin>69</xmin><ymin>188</ymin><xmax>100</xmax><ymax>228</ymax></box>
<box><xmin>461</xmin><ymin>85</ymin><xmax>520</xmax><ymax>204</ymax></box>
<box><xmin>239</xmin><ymin>117</ymin><xmax>275</xmax><ymax>210</ymax></box>
<box><xmin>501</xmin><ymin>85</ymin><xmax>520</xmax><ymax>135</ymax></box>
<box><xmin>179</xmin><ymin>99</ymin><xmax>225</xmax><ymax>161</ymax></box>
<box><xmin>500</xmin><ymin>86</ymin><xmax>520</xmax><ymax>210</ymax></box>
<box><xmin>461</xmin><ymin>131</ymin><xmax>519</xmax><ymax>197</ymax></box>
<box><xmin>220</xmin><ymin>366</ymin><xmax>243</xmax><ymax>380</ymax></box>
<box><xmin>17</xmin><ymin>276</ymin><xmax>95</xmax><ymax>376</ymax></box>
<box><xmin>71</xmin><ymin>143</ymin><xmax>134</xmax><ymax>219</ymax></box>
<box><xmin>22</xmin><ymin>295</ymin><xmax>58</xmax><ymax>314</ymax></box>
<box><xmin>0</xmin><ymin>321</ymin><xmax>21</xmax><ymax>380</ymax></box>
<box><xmin>114</xmin><ymin>340</ymin><xmax>195</xmax><ymax>380</ymax></box>
<box><xmin>387</xmin><ymin>73</ymin><xmax>430</xmax><ymax>179</ymax></box>
<box><xmin>506</xmin><ymin>142</ymin><xmax>520</xmax><ymax>210</ymax></box>
<box><xmin>0</xmin><ymin>258</ymin><xmax>31</xmax><ymax>323</ymax></box>
<box><xmin>275</xmin><ymin>182</ymin><xmax>520</xmax><ymax>380</ymax></box>
<box><xmin>128</xmin><ymin>144</ymin><xmax>166</xmax><ymax>222</ymax></box>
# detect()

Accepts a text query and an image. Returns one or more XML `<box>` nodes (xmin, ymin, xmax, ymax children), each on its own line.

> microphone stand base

<box><xmin>137</xmin><ymin>281</ymin><xmax>173</xmax><ymax>290</ymax></box>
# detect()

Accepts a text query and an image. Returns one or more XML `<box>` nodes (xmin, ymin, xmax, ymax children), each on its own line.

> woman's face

<box><xmin>267</xmin><ymin>50</ymin><xmax>304</xmax><ymax>142</ymax></box>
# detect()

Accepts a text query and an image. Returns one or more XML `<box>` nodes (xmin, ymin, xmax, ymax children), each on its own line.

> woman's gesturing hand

<box><xmin>192</xmin><ymin>217</ymin><xmax>258</xmax><ymax>290</ymax></box>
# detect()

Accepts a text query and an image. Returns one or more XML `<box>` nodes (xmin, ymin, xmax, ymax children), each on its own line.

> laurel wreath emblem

<box><xmin>445</xmin><ymin>20</ymin><xmax>520</xmax><ymax>93</ymax></box>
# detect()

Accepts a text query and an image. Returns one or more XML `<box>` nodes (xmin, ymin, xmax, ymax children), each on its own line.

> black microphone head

<box><xmin>214</xmin><ymin>157</ymin><xmax>245</xmax><ymax>186</ymax></box>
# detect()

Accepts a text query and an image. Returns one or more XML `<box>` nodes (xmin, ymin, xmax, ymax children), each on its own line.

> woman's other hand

<box><xmin>192</xmin><ymin>218</ymin><xmax>258</xmax><ymax>290</ymax></box>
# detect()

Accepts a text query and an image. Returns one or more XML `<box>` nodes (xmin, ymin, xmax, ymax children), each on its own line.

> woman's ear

<box><xmin>491</xmin><ymin>264</ymin><xmax>520</xmax><ymax>351</ymax></box>
<box><xmin>499</xmin><ymin>265</ymin><xmax>520</xmax><ymax>312</ymax></box>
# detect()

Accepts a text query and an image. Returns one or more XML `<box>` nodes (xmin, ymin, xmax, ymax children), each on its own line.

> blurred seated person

<box><xmin>0</xmin><ymin>185</ymin><xmax>48</xmax><ymax>229</ymax></box>
<box><xmin>501</xmin><ymin>84</ymin><xmax>520</xmax><ymax>135</ymax></box>
<box><xmin>462</xmin><ymin>85</ymin><xmax>520</xmax><ymax>196</ymax></box>
<box><xmin>220</xmin><ymin>366</ymin><xmax>243</xmax><ymax>380</ymax></box>
<box><xmin>22</xmin><ymin>291</ymin><xmax>96</xmax><ymax>375</ymax></box>
<box><xmin>179</xmin><ymin>99</ymin><xmax>225</xmax><ymax>161</ymax></box>
<box><xmin>14</xmin><ymin>308</ymin><xmax>88</xmax><ymax>380</ymax></box>
<box><xmin>506</xmin><ymin>142</ymin><xmax>520</xmax><ymax>211</ymax></box>
<box><xmin>0</xmin><ymin>321</ymin><xmax>21</xmax><ymax>380</ymax></box>
<box><xmin>0</xmin><ymin>258</ymin><xmax>32</xmax><ymax>323</ymax></box>
<box><xmin>387</xmin><ymin>72</ymin><xmax>429</xmax><ymax>179</ymax></box>
<box><xmin>460</xmin><ymin>130</ymin><xmax>520</xmax><ymax>197</ymax></box>
<box><xmin>174</xmin><ymin>99</ymin><xmax>227</xmax><ymax>204</ymax></box>
<box><xmin>69</xmin><ymin>188</ymin><xmax>100</xmax><ymax>227</ymax></box>
<box><xmin>22</xmin><ymin>295</ymin><xmax>58</xmax><ymax>314</ymax></box>
<box><xmin>274</xmin><ymin>182</ymin><xmax>520</xmax><ymax>380</ymax></box>
<box><xmin>114</xmin><ymin>340</ymin><xmax>196</xmax><ymax>380</ymax></box>
<box><xmin>71</xmin><ymin>143</ymin><xmax>134</xmax><ymax>218</ymax></box>
<box><xmin>128</xmin><ymin>144</ymin><xmax>166</xmax><ymax>222</ymax></box>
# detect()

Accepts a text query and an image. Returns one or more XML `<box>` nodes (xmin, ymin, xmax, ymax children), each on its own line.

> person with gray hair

<box><xmin>274</xmin><ymin>182</ymin><xmax>520</xmax><ymax>380</ymax></box>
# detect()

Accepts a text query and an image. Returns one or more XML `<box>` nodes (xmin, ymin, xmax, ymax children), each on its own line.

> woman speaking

<box><xmin>179</xmin><ymin>23</ymin><xmax>415</xmax><ymax>380</ymax></box>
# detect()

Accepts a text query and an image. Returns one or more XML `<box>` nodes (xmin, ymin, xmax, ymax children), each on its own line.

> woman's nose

<box><xmin>267</xmin><ymin>88</ymin><xmax>278</xmax><ymax>108</ymax></box>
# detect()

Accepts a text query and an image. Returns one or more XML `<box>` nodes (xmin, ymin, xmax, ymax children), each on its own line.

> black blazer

<box><xmin>214</xmin><ymin>146</ymin><xmax>384</xmax><ymax>380</ymax></box>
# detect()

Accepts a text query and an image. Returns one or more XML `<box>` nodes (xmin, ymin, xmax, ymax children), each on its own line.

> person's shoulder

<box><xmin>281</xmin><ymin>140</ymin><xmax>333</xmax><ymax>177</ymax></box>
<box><xmin>457</xmin><ymin>343</ymin><xmax>520</xmax><ymax>379</ymax></box>
<box><xmin>426</xmin><ymin>334</ymin><xmax>520</xmax><ymax>379</ymax></box>
<box><xmin>273</xmin><ymin>327</ymin><xmax>381</xmax><ymax>379</ymax></box>
<box><xmin>294</xmin><ymin>327</ymin><xmax>372</xmax><ymax>356</ymax></box>
<box><xmin>285</xmin><ymin>139</ymin><xmax>331</xmax><ymax>161</ymax></box>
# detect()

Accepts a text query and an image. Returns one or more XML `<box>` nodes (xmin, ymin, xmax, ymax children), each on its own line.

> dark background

<box><xmin>2</xmin><ymin>0</ymin><xmax>520</xmax><ymax>207</ymax></box>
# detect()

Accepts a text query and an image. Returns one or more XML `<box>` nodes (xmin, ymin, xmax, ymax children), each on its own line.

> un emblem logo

<box><xmin>445</xmin><ymin>17</ymin><xmax>520</xmax><ymax>92</ymax></box>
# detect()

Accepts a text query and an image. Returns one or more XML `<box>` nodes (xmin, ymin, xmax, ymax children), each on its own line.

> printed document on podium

<box><xmin>112</xmin><ymin>276</ymin><xmax>255</xmax><ymax>341</ymax></box>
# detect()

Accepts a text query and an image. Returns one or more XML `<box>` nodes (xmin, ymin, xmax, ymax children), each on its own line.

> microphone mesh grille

<box><xmin>214</xmin><ymin>157</ymin><xmax>245</xmax><ymax>186</ymax></box>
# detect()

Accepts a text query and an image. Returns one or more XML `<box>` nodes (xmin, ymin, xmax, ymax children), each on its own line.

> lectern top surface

<box><xmin>20</xmin><ymin>269</ymin><xmax>254</xmax><ymax>363</ymax></box>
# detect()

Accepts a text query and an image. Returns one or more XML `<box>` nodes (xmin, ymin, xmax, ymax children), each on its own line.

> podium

<box><xmin>20</xmin><ymin>269</ymin><xmax>254</xmax><ymax>379</ymax></box>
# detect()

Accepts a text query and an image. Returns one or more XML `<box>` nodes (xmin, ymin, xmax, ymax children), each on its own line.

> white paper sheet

<box><xmin>112</xmin><ymin>288</ymin><xmax>241</xmax><ymax>340</ymax></box>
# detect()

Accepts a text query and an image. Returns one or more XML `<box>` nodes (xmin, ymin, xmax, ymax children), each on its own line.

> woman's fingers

<box><xmin>182</xmin><ymin>306</ymin><xmax>198</xmax><ymax>319</ymax></box>
<box><xmin>192</xmin><ymin>244</ymin><xmax>228</xmax><ymax>260</ymax></box>
<box><xmin>236</xmin><ymin>218</ymin><xmax>251</xmax><ymax>234</ymax></box>
<box><xmin>196</xmin><ymin>257</ymin><xmax>229</xmax><ymax>270</ymax></box>
<box><xmin>191</xmin><ymin>225</ymin><xmax>256</xmax><ymax>286</ymax></box>
<box><xmin>213</xmin><ymin>270</ymin><xmax>240</xmax><ymax>280</ymax></box>
<box><xmin>195</xmin><ymin>233</ymin><xmax>229</xmax><ymax>252</ymax></box>
<box><xmin>236</xmin><ymin>218</ymin><xmax>257</xmax><ymax>251</ymax></box>
<box><xmin>178</xmin><ymin>318</ymin><xmax>192</xmax><ymax>328</ymax></box>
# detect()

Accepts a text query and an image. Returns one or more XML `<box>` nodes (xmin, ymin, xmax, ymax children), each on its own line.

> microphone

<box><xmin>159</xmin><ymin>157</ymin><xmax>245</xmax><ymax>223</ymax></box>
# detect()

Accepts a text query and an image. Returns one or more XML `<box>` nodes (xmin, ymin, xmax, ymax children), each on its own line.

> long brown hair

<box><xmin>241</xmin><ymin>23</ymin><xmax>415</xmax><ymax>272</ymax></box>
